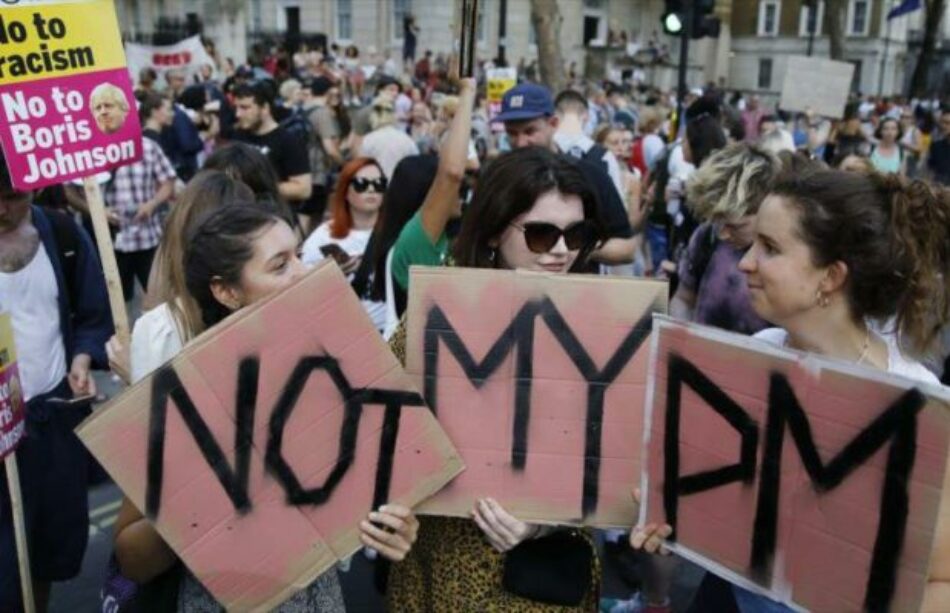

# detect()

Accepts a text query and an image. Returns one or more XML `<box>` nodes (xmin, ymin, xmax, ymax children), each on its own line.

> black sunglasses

<box><xmin>510</xmin><ymin>220</ymin><xmax>595</xmax><ymax>254</ymax></box>
<box><xmin>351</xmin><ymin>177</ymin><xmax>388</xmax><ymax>193</ymax></box>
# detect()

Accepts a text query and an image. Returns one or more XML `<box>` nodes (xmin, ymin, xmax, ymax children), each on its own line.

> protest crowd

<box><xmin>3</xmin><ymin>15</ymin><xmax>950</xmax><ymax>613</ymax></box>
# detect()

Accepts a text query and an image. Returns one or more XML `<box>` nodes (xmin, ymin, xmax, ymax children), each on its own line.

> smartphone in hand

<box><xmin>320</xmin><ymin>244</ymin><xmax>351</xmax><ymax>265</ymax></box>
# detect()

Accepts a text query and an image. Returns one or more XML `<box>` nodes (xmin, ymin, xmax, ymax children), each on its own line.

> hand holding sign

<box><xmin>640</xmin><ymin>317</ymin><xmax>950</xmax><ymax>613</ymax></box>
<box><xmin>79</xmin><ymin>262</ymin><xmax>463</xmax><ymax>610</ymax></box>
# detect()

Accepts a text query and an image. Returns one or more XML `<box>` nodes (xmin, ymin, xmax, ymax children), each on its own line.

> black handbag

<box><xmin>502</xmin><ymin>529</ymin><xmax>593</xmax><ymax>607</ymax></box>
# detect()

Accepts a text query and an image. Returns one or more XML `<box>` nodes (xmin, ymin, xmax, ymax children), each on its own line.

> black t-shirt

<box><xmin>232</xmin><ymin>126</ymin><xmax>310</xmax><ymax>184</ymax></box>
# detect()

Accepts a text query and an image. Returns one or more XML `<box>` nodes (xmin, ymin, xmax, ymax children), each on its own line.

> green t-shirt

<box><xmin>392</xmin><ymin>210</ymin><xmax>449</xmax><ymax>291</ymax></box>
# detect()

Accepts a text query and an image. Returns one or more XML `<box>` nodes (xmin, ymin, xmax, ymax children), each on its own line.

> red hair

<box><xmin>329</xmin><ymin>157</ymin><xmax>383</xmax><ymax>239</ymax></box>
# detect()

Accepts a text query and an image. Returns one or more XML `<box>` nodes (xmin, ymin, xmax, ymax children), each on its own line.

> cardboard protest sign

<box><xmin>406</xmin><ymin>267</ymin><xmax>667</xmax><ymax>527</ymax></box>
<box><xmin>125</xmin><ymin>35</ymin><xmax>216</xmax><ymax>90</ymax></box>
<box><xmin>779</xmin><ymin>55</ymin><xmax>856</xmax><ymax>119</ymax></box>
<box><xmin>0</xmin><ymin>0</ymin><xmax>141</xmax><ymax>191</ymax></box>
<box><xmin>77</xmin><ymin>262</ymin><xmax>464</xmax><ymax>611</ymax></box>
<box><xmin>0</xmin><ymin>313</ymin><xmax>25</xmax><ymax>461</ymax></box>
<box><xmin>641</xmin><ymin>317</ymin><xmax>950</xmax><ymax>612</ymax></box>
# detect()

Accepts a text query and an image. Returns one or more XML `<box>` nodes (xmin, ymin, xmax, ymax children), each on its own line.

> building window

<box><xmin>337</xmin><ymin>0</ymin><xmax>352</xmax><ymax>41</ymax></box>
<box><xmin>757</xmin><ymin>1</ymin><xmax>780</xmax><ymax>37</ymax></box>
<box><xmin>393</xmin><ymin>0</ymin><xmax>411</xmax><ymax>42</ymax></box>
<box><xmin>582</xmin><ymin>0</ymin><xmax>608</xmax><ymax>46</ymax></box>
<box><xmin>799</xmin><ymin>1</ymin><xmax>824</xmax><ymax>36</ymax></box>
<box><xmin>758</xmin><ymin>58</ymin><xmax>773</xmax><ymax>89</ymax></box>
<box><xmin>848</xmin><ymin>0</ymin><xmax>870</xmax><ymax>36</ymax></box>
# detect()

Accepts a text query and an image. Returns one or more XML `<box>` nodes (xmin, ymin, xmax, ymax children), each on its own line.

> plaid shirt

<box><xmin>105</xmin><ymin>138</ymin><xmax>176</xmax><ymax>253</ymax></box>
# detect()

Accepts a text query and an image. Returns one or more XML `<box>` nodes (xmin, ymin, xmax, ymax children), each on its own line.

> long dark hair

<box><xmin>452</xmin><ymin>147</ymin><xmax>605</xmax><ymax>269</ymax></box>
<box><xmin>771</xmin><ymin>169</ymin><xmax>950</xmax><ymax>356</ymax></box>
<box><xmin>184</xmin><ymin>203</ymin><xmax>290</xmax><ymax>330</ymax></box>
<box><xmin>356</xmin><ymin>154</ymin><xmax>439</xmax><ymax>303</ymax></box>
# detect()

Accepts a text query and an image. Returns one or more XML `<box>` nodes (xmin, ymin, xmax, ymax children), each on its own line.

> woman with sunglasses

<box><xmin>385</xmin><ymin>145</ymin><xmax>607</xmax><ymax>611</ymax></box>
<box><xmin>631</xmin><ymin>169</ymin><xmax>950</xmax><ymax>612</ymax></box>
<box><xmin>301</xmin><ymin>157</ymin><xmax>387</xmax><ymax>327</ymax></box>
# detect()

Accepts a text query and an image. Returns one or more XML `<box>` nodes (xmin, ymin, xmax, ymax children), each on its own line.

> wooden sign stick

<box><xmin>82</xmin><ymin>177</ymin><xmax>130</xmax><ymax>348</ymax></box>
<box><xmin>5</xmin><ymin>454</ymin><xmax>35</xmax><ymax>613</ymax></box>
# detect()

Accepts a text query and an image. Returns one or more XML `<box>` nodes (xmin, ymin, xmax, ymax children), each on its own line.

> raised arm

<box><xmin>418</xmin><ymin>77</ymin><xmax>476</xmax><ymax>243</ymax></box>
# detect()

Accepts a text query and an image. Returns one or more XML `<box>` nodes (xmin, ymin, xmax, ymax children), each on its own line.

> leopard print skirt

<box><xmin>386</xmin><ymin>516</ymin><xmax>600</xmax><ymax>612</ymax></box>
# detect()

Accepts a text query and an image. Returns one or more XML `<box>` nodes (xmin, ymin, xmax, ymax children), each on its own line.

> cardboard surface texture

<box><xmin>642</xmin><ymin>317</ymin><xmax>950</xmax><ymax>613</ymax></box>
<box><xmin>77</xmin><ymin>262</ymin><xmax>463</xmax><ymax>611</ymax></box>
<box><xmin>406</xmin><ymin>267</ymin><xmax>667</xmax><ymax>527</ymax></box>
<box><xmin>779</xmin><ymin>55</ymin><xmax>856</xmax><ymax>119</ymax></box>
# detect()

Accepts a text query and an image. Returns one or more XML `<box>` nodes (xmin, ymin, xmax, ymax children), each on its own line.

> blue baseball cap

<box><xmin>495</xmin><ymin>83</ymin><xmax>554</xmax><ymax>123</ymax></box>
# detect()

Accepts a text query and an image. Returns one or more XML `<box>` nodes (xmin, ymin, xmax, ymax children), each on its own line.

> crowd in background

<box><xmin>3</xmin><ymin>23</ymin><xmax>950</xmax><ymax>613</ymax></box>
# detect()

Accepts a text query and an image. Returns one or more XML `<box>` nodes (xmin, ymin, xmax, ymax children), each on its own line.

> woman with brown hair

<box><xmin>385</xmin><ymin>145</ymin><xmax>608</xmax><ymax>611</ymax></box>
<box><xmin>632</xmin><ymin>169</ymin><xmax>950</xmax><ymax>611</ymax></box>
<box><xmin>114</xmin><ymin>200</ymin><xmax>421</xmax><ymax>611</ymax></box>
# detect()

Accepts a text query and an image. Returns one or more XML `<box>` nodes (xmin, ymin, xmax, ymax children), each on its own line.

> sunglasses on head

<box><xmin>351</xmin><ymin>177</ymin><xmax>388</xmax><ymax>193</ymax></box>
<box><xmin>510</xmin><ymin>220</ymin><xmax>595</xmax><ymax>254</ymax></box>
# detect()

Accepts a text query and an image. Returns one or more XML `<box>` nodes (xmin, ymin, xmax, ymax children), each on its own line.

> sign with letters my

<box><xmin>641</xmin><ymin>317</ymin><xmax>950</xmax><ymax>612</ymax></box>
<box><xmin>77</xmin><ymin>262</ymin><xmax>463</xmax><ymax>611</ymax></box>
<box><xmin>406</xmin><ymin>266</ymin><xmax>668</xmax><ymax>527</ymax></box>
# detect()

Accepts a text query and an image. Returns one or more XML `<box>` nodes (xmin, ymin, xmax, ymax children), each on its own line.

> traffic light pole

<box><xmin>674</xmin><ymin>0</ymin><xmax>694</xmax><ymax>137</ymax></box>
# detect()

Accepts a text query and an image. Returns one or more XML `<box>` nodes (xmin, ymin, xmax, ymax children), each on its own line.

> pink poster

<box><xmin>0</xmin><ymin>312</ymin><xmax>25</xmax><ymax>461</ymax></box>
<box><xmin>641</xmin><ymin>317</ymin><xmax>950</xmax><ymax>612</ymax></box>
<box><xmin>0</xmin><ymin>1</ymin><xmax>142</xmax><ymax>191</ymax></box>
<box><xmin>77</xmin><ymin>263</ymin><xmax>463</xmax><ymax>610</ymax></box>
<box><xmin>405</xmin><ymin>267</ymin><xmax>668</xmax><ymax>527</ymax></box>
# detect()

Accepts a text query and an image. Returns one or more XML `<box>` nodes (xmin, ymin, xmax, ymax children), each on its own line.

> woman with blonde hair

<box><xmin>670</xmin><ymin>142</ymin><xmax>783</xmax><ymax>335</ymax></box>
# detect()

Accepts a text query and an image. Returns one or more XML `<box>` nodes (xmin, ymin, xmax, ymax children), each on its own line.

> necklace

<box><xmin>784</xmin><ymin>325</ymin><xmax>872</xmax><ymax>365</ymax></box>
<box><xmin>854</xmin><ymin>326</ymin><xmax>872</xmax><ymax>366</ymax></box>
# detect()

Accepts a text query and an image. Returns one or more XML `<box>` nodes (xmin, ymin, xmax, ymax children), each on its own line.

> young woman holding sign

<box><xmin>113</xmin><ymin>198</ymin><xmax>419</xmax><ymax>610</ymax></box>
<box><xmin>631</xmin><ymin>169</ymin><xmax>950</xmax><ymax>611</ymax></box>
<box><xmin>384</xmin><ymin>147</ymin><xmax>608</xmax><ymax>608</ymax></box>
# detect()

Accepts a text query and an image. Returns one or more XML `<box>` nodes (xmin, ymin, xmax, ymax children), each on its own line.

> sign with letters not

<box><xmin>406</xmin><ymin>267</ymin><xmax>668</xmax><ymax>527</ymax></box>
<box><xmin>641</xmin><ymin>317</ymin><xmax>950</xmax><ymax>613</ymax></box>
<box><xmin>0</xmin><ymin>0</ymin><xmax>142</xmax><ymax>191</ymax></box>
<box><xmin>779</xmin><ymin>55</ymin><xmax>856</xmax><ymax>119</ymax></box>
<box><xmin>0</xmin><ymin>313</ymin><xmax>25</xmax><ymax>462</ymax></box>
<box><xmin>77</xmin><ymin>262</ymin><xmax>463</xmax><ymax>611</ymax></box>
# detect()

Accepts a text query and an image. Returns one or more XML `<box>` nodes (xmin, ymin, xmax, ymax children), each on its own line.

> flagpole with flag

<box><xmin>879</xmin><ymin>0</ymin><xmax>924</xmax><ymax>96</ymax></box>
<box><xmin>887</xmin><ymin>0</ymin><xmax>923</xmax><ymax>21</ymax></box>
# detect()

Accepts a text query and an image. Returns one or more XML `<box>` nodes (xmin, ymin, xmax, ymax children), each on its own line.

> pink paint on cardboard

<box><xmin>642</xmin><ymin>318</ymin><xmax>950</xmax><ymax>612</ymax></box>
<box><xmin>0</xmin><ymin>67</ymin><xmax>142</xmax><ymax>191</ymax></box>
<box><xmin>406</xmin><ymin>267</ymin><xmax>667</xmax><ymax>527</ymax></box>
<box><xmin>77</xmin><ymin>262</ymin><xmax>463</xmax><ymax>611</ymax></box>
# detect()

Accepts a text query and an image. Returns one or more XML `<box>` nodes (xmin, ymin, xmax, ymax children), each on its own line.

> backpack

<box><xmin>686</xmin><ymin>223</ymin><xmax>719</xmax><ymax>287</ymax></box>
<box><xmin>279</xmin><ymin>106</ymin><xmax>319</xmax><ymax>150</ymax></box>
<box><xmin>630</xmin><ymin>136</ymin><xmax>648</xmax><ymax>178</ymax></box>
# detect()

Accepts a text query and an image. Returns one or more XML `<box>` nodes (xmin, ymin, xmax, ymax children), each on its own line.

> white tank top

<box><xmin>0</xmin><ymin>244</ymin><xmax>67</xmax><ymax>400</ymax></box>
